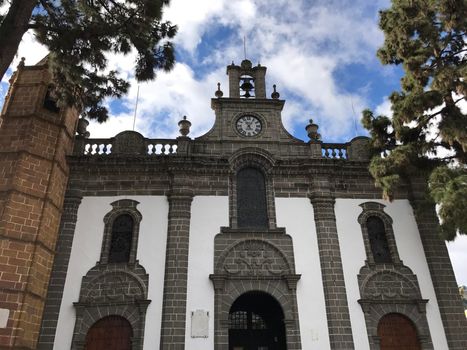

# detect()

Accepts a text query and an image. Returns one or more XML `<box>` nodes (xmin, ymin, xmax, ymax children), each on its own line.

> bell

<box><xmin>240</xmin><ymin>77</ymin><xmax>254</xmax><ymax>98</ymax></box>
<box><xmin>240</xmin><ymin>81</ymin><xmax>253</xmax><ymax>91</ymax></box>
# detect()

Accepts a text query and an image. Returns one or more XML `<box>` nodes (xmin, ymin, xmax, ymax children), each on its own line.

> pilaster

<box><xmin>309</xmin><ymin>183</ymin><xmax>354</xmax><ymax>349</ymax></box>
<box><xmin>409</xmin><ymin>178</ymin><xmax>467</xmax><ymax>349</ymax></box>
<box><xmin>37</xmin><ymin>191</ymin><xmax>82</xmax><ymax>349</ymax></box>
<box><xmin>159</xmin><ymin>180</ymin><xmax>193</xmax><ymax>349</ymax></box>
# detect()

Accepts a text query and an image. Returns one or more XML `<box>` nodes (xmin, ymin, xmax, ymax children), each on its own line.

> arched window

<box><xmin>85</xmin><ymin>316</ymin><xmax>133</xmax><ymax>350</ymax></box>
<box><xmin>378</xmin><ymin>313</ymin><xmax>421</xmax><ymax>350</ymax></box>
<box><xmin>237</xmin><ymin>167</ymin><xmax>268</xmax><ymax>229</ymax></box>
<box><xmin>367</xmin><ymin>216</ymin><xmax>391</xmax><ymax>263</ymax></box>
<box><xmin>108</xmin><ymin>214</ymin><xmax>134</xmax><ymax>263</ymax></box>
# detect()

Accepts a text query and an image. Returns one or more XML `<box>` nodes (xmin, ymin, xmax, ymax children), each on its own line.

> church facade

<box><xmin>0</xmin><ymin>58</ymin><xmax>466</xmax><ymax>350</ymax></box>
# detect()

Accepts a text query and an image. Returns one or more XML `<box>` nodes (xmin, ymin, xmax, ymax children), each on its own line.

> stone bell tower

<box><xmin>0</xmin><ymin>58</ymin><xmax>79</xmax><ymax>349</ymax></box>
<box><xmin>226</xmin><ymin>59</ymin><xmax>267</xmax><ymax>98</ymax></box>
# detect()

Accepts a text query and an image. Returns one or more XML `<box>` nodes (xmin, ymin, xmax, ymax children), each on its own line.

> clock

<box><xmin>236</xmin><ymin>115</ymin><xmax>262</xmax><ymax>137</ymax></box>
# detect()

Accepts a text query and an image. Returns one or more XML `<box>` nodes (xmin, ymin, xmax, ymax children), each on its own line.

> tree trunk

<box><xmin>0</xmin><ymin>0</ymin><xmax>37</xmax><ymax>81</ymax></box>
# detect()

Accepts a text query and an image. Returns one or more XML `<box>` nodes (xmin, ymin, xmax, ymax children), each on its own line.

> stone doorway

<box><xmin>229</xmin><ymin>292</ymin><xmax>287</xmax><ymax>350</ymax></box>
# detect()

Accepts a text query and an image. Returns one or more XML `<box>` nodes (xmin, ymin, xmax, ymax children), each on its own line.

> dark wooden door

<box><xmin>85</xmin><ymin>315</ymin><xmax>133</xmax><ymax>350</ymax></box>
<box><xmin>378</xmin><ymin>313</ymin><xmax>421</xmax><ymax>350</ymax></box>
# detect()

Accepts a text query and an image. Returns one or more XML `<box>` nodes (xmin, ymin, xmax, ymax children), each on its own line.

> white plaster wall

<box><xmin>334</xmin><ymin>199</ymin><xmax>370</xmax><ymax>350</ymax></box>
<box><xmin>335</xmin><ymin>199</ymin><xmax>449</xmax><ymax>350</ymax></box>
<box><xmin>276</xmin><ymin>198</ymin><xmax>331</xmax><ymax>350</ymax></box>
<box><xmin>184</xmin><ymin>196</ymin><xmax>229</xmax><ymax>350</ymax></box>
<box><xmin>53</xmin><ymin>196</ymin><xmax>168</xmax><ymax>350</ymax></box>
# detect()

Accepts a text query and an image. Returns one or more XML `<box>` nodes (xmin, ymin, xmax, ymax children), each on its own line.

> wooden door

<box><xmin>85</xmin><ymin>315</ymin><xmax>133</xmax><ymax>350</ymax></box>
<box><xmin>378</xmin><ymin>313</ymin><xmax>421</xmax><ymax>350</ymax></box>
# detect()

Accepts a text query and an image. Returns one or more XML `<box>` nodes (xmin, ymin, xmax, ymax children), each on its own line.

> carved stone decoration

<box><xmin>358</xmin><ymin>264</ymin><xmax>433</xmax><ymax>349</ymax></box>
<box><xmin>71</xmin><ymin>263</ymin><xmax>150</xmax><ymax>350</ymax></box>
<box><xmin>81</xmin><ymin>270</ymin><xmax>146</xmax><ymax>303</ymax></box>
<box><xmin>360</xmin><ymin>270</ymin><xmax>420</xmax><ymax>300</ymax></box>
<box><xmin>210</xmin><ymin>231</ymin><xmax>302</xmax><ymax>350</ymax></box>
<box><xmin>112</xmin><ymin>130</ymin><xmax>146</xmax><ymax>155</ymax></box>
<box><xmin>356</xmin><ymin>201</ymin><xmax>433</xmax><ymax>349</ymax></box>
<box><xmin>219</xmin><ymin>240</ymin><xmax>290</xmax><ymax>276</ymax></box>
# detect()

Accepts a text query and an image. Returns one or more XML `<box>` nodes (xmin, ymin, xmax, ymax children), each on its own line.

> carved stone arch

<box><xmin>79</xmin><ymin>307</ymin><xmax>139</xmax><ymax>336</ymax></box>
<box><xmin>212</xmin><ymin>279</ymin><xmax>301</xmax><ymax>349</ymax></box>
<box><xmin>357</xmin><ymin>259</ymin><xmax>432</xmax><ymax>348</ymax></box>
<box><xmin>228</xmin><ymin>147</ymin><xmax>276</xmax><ymax>173</ymax></box>
<box><xmin>215</xmin><ymin>238</ymin><xmax>293</xmax><ymax>276</ymax></box>
<box><xmin>72</xmin><ymin>304</ymin><xmax>148</xmax><ymax>350</ymax></box>
<box><xmin>101</xmin><ymin>199</ymin><xmax>142</xmax><ymax>264</ymax></box>
<box><xmin>357</xmin><ymin>202</ymin><xmax>393</xmax><ymax>225</ymax></box>
<box><xmin>224</xmin><ymin>285</ymin><xmax>294</xmax><ymax>322</ymax></box>
<box><xmin>81</xmin><ymin>269</ymin><xmax>147</xmax><ymax>303</ymax></box>
<box><xmin>359</xmin><ymin>304</ymin><xmax>433</xmax><ymax>350</ymax></box>
<box><xmin>358</xmin><ymin>201</ymin><xmax>401</xmax><ymax>265</ymax></box>
<box><xmin>210</xmin><ymin>231</ymin><xmax>302</xmax><ymax>349</ymax></box>
<box><xmin>360</xmin><ymin>269</ymin><xmax>421</xmax><ymax>301</ymax></box>
<box><xmin>228</xmin><ymin>148</ymin><xmax>276</xmax><ymax>229</ymax></box>
<box><xmin>72</xmin><ymin>249</ymin><xmax>150</xmax><ymax>349</ymax></box>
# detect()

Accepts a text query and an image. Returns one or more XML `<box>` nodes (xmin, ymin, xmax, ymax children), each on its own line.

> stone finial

<box><xmin>240</xmin><ymin>59</ymin><xmax>252</xmax><ymax>70</ymax></box>
<box><xmin>215</xmin><ymin>82</ymin><xmax>223</xmax><ymax>98</ymax></box>
<box><xmin>271</xmin><ymin>84</ymin><xmax>280</xmax><ymax>99</ymax></box>
<box><xmin>178</xmin><ymin>115</ymin><xmax>192</xmax><ymax>137</ymax></box>
<box><xmin>18</xmin><ymin>57</ymin><xmax>25</xmax><ymax>68</ymax></box>
<box><xmin>305</xmin><ymin>119</ymin><xmax>321</xmax><ymax>141</ymax></box>
<box><xmin>76</xmin><ymin>117</ymin><xmax>90</xmax><ymax>138</ymax></box>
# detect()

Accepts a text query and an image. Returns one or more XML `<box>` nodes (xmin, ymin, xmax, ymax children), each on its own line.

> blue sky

<box><xmin>0</xmin><ymin>0</ymin><xmax>466</xmax><ymax>285</ymax></box>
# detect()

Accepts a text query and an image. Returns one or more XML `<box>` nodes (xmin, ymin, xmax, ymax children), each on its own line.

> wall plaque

<box><xmin>191</xmin><ymin>310</ymin><xmax>209</xmax><ymax>338</ymax></box>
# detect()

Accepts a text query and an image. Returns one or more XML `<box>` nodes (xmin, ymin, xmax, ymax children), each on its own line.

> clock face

<box><xmin>236</xmin><ymin>115</ymin><xmax>262</xmax><ymax>137</ymax></box>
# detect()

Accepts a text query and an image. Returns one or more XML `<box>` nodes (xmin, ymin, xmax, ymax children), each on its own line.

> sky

<box><xmin>0</xmin><ymin>0</ymin><xmax>466</xmax><ymax>286</ymax></box>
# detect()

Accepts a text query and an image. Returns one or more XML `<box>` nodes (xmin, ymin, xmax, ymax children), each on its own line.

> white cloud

<box><xmin>163</xmin><ymin>0</ymin><xmax>227</xmax><ymax>53</ymax></box>
<box><xmin>89</xmin><ymin>62</ymin><xmax>225</xmax><ymax>139</ymax></box>
<box><xmin>447</xmin><ymin>235</ymin><xmax>467</xmax><ymax>286</ymax></box>
<box><xmin>375</xmin><ymin>98</ymin><xmax>393</xmax><ymax>118</ymax></box>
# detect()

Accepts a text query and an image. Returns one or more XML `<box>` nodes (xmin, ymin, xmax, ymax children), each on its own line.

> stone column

<box><xmin>159</xmin><ymin>184</ymin><xmax>193</xmax><ymax>349</ymax></box>
<box><xmin>309</xmin><ymin>186</ymin><xmax>354</xmax><ymax>350</ymax></box>
<box><xmin>410</xmin><ymin>179</ymin><xmax>467</xmax><ymax>349</ymax></box>
<box><xmin>226</xmin><ymin>65</ymin><xmax>240</xmax><ymax>98</ymax></box>
<box><xmin>37</xmin><ymin>191</ymin><xmax>82</xmax><ymax>349</ymax></box>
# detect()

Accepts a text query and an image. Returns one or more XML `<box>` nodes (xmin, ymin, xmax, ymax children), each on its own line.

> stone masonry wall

<box><xmin>0</xmin><ymin>63</ymin><xmax>78</xmax><ymax>349</ymax></box>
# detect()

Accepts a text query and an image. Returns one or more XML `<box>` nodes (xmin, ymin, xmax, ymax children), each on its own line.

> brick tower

<box><xmin>0</xmin><ymin>59</ymin><xmax>79</xmax><ymax>349</ymax></box>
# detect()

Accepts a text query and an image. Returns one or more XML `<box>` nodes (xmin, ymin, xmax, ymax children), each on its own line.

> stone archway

<box><xmin>229</xmin><ymin>292</ymin><xmax>286</xmax><ymax>350</ymax></box>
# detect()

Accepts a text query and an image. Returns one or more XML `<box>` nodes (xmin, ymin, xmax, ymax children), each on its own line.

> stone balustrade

<box><xmin>73</xmin><ymin>131</ymin><xmax>370</xmax><ymax>161</ymax></box>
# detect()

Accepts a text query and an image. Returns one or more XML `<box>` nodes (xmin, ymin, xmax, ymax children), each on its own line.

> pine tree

<box><xmin>0</xmin><ymin>0</ymin><xmax>177</xmax><ymax>122</ymax></box>
<box><xmin>362</xmin><ymin>0</ymin><xmax>467</xmax><ymax>240</ymax></box>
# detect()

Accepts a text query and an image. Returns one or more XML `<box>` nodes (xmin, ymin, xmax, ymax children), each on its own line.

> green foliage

<box><xmin>362</xmin><ymin>0</ymin><xmax>467</xmax><ymax>240</ymax></box>
<box><xmin>1</xmin><ymin>0</ymin><xmax>177</xmax><ymax>122</ymax></box>
<box><xmin>430</xmin><ymin>167</ymin><xmax>467</xmax><ymax>239</ymax></box>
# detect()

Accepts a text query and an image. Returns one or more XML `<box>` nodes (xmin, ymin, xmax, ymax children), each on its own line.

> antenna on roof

<box><xmin>243</xmin><ymin>35</ymin><xmax>247</xmax><ymax>59</ymax></box>
<box><xmin>133</xmin><ymin>85</ymin><xmax>140</xmax><ymax>131</ymax></box>
<box><xmin>350</xmin><ymin>97</ymin><xmax>358</xmax><ymax>137</ymax></box>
